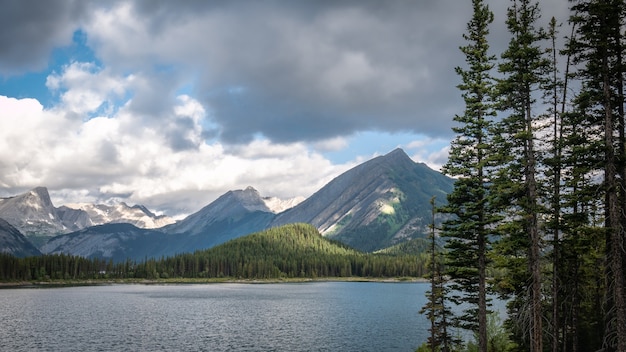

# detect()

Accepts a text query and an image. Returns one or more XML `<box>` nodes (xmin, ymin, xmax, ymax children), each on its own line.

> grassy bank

<box><xmin>0</xmin><ymin>276</ymin><xmax>427</xmax><ymax>288</ymax></box>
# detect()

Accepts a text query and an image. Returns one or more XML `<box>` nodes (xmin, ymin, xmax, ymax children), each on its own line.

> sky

<box><xmin>0</xmin><ymin>0</ymin><xmax>570</xmax><ymax>217</ymax></box>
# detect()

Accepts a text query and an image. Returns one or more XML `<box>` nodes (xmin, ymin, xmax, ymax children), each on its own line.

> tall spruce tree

<box><xmin>544</xmin><ymin>16</ymin><xmax>567</xmax><ymax>352</ymax></box>
<box><xmin>420</xmin><ymin>197</ymin><xmax>454</xmax><ymax>352</ymax></box>
<box><xmin>558</xmin><ymin>91</ymin><xmax>607</xmax><ymax>350</ymax></box>
<box><xmin>440</xmin><ymin>1</ymin><xmax>497</xmax><ymax>351</ymax></box>
<box><xmin>568</xmin><ymin>1</ymin><xmax>626</xmax><ymax>350</ymax></box>
<box><xmin>491</xmin><ymin>0</ymin><xmax>552</xmax><ymax>351</ymax></box>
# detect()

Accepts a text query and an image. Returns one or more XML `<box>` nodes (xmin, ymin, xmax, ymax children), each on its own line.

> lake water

<box><xmin>0</xmin><ymin>282</ymin><xmax>434</xmax><ymax>351</ymax></box>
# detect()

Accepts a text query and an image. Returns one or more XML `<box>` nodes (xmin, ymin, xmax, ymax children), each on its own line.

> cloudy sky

<box><xmin>0</xmin><ymin>0</ymin><xmax>570</xmax><ymax>217</ymax></box>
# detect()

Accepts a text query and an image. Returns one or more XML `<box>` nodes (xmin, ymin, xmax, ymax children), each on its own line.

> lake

<box><xmin>0</xmin><ymin>281</ymin><xmax>434</xmax><ymax>351</ymax></box>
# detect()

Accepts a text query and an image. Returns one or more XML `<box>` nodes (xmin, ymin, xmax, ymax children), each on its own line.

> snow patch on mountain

<box><xmin>262</xmin><ymin>195</ymin><xmax>305</xmax><ymax>213</ymax></box>
<box><xmin>63</xmin><ymin>202</ymin><xmax>175</xmax><ymax>229</ymax></box>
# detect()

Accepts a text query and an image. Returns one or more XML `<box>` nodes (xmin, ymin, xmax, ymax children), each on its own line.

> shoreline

<box><xmin>0</xmin><ymin>276</ymin><xmax>428</xmax><ymax>288</ymax></box>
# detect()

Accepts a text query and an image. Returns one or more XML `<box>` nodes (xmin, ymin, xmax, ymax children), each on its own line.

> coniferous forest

<box><xmin>420</xmin><ymin>0</ymin><xmax>626</xmax><ymax>352</ymax></box>
<box><xmin>0</xmin><ymin>223</ymin><xmax>428</xmax><ymax>282</ymax></box>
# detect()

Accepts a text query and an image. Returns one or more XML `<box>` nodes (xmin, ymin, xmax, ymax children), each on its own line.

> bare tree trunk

<box><xmin>525</xmin><ymin>88</ymin><xmax>542</xmax><ymax>352</ymax></box>
<box><xmin>551</xmin><ymin>19</ymin><xmax>575</xmax><ymax>352</ymax></box>
<box><xmin>429</xmin><ymin>196</ymin><xmax>436</xmax><ymax>352</ymax></box>
<box><xmin>615</xmin><ymin>10</ymin><xmax>626</xmax><ymax>352</ymax></box>
<box><xmin>478</xmin><ymin>228</ymin><xmax>487</xmax><ymax>352</ymax></box>
<box><xmin>603</xmin><ymin>50</ymin><xmax>626</xmax><ymax>352</ymax></box>
<box><xmin>478</xmin><ymin>138</ymin><xmax>488</xmax><ymax>352</ymax></box>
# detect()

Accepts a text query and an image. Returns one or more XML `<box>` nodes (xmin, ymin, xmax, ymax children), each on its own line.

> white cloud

<box><xmin>0</xmin><ymin>70</ymin><xmax>354</xmax><ymax>216</ymax></box>
<box><xmin>405</xmin><ymin>137</ymin><xmax>450</xmax><ymax>171</ymax></box>
<box><xmin>79</xmin><ymin>1</ymin><xmax>473</xmax><ymax>143</ymax></box>
<box><xmin>46</xmin><ymin>62</ymin><xmax>133</xmax><ymax>117</ymax></box>
<box><xmin>0</xmin><ymin>0</ymin><xmax>574</xmax><ymax>217</ymax></box>
<box><xmin>313</xmin><ymin>136</ymin><xmax>349</xmax><ymax>152</ymax></box>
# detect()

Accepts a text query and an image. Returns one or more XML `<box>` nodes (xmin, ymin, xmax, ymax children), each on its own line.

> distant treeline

<box><xmin>0</xmin><ymin>224</ymin><xmax>428</xmax><ymax>281</ymax></box>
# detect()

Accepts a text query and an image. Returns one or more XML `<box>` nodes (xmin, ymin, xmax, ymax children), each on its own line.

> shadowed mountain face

<box><xmin>0</xmin><ymin>218</ymin><xmax>41</xmax><ymax>257</ymax></box>
<box><xmin>40</xmin><ymin>223</ymin><xmax>177</xmax><ymax>261</ymax></box>
<box><xmin>271</xmin><ymin>148</ymin><xmax>454</xmax><ymax>251</ymax></box>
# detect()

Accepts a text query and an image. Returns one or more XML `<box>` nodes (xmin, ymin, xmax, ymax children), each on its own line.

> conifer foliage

<box><xmin>439</xmin><ymin>1</ymin><xmax>498</xmax><ymax>351</ymax></box>
<box><xmin>0</xmin><ymin>224</ymin><xmax>428</xmax><ymax>282</ymax></box>
<box><xmin>491</xmin><ymin>1</ymin><xmax>552</xmax><ymax>351</ymax></box>
<box><xmin>568</xmin><ymin>1</ymin><xmax>626</xmax><ymax>350</ymax></box>
<box><xmin>434</xmin><ymin>0</ymin><xmax>626</xmax><ymax>351</ymax></box>
<box><xmin>420</xmin><ymin>197</ymin><xmax>455</xmax><ymax>352</ymax></box>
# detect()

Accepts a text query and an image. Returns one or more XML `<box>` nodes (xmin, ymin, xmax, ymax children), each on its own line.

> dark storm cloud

<box><xmin>227</xmin><ymin>1</ymin><xmax>471</xmax><ymax>143</ymax></box>
<box><xmin>166</xmin><ymin>116</ymin><xmax>199</xmax><ymax>151</ymax></box>
<box><xmin>110</xmin><ymin>0</ymin><xmax>476</xmax><ymax>144</ymax></box>
<box><xmin>0</xmin><ymin>0</ymin><xmax>89</xmax><ymax>75</ymax></box>
<box><xmin>188</xmin><ymin>0</ymin><xmax>565</xmax><ymax>145</ymax></box>
<box><xmin>3</xmin><ymin>0</ymin><xmax>572</xmax><ymax>145</ymax></box>
<box><xmin>125</xmin><ymin>69</ymin><xmax>183</xmax><ymax>119</ymax></box>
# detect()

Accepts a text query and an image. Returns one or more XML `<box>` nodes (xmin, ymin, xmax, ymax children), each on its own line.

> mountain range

<box><xmin>1</xmin><ymin>148</ymin><xmax>454</xmax><ymax>260</ymax></box>
<box><xmin>0</xmin><ymin>187</ymin><xmax>175</xmax><ymax>247</ymax></box>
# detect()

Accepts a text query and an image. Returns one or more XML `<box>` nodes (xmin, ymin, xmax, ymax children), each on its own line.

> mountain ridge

<box><xmin>0</xmin><ymin>187</ymin><xmax>176</xmax><ymax>247</ymax></box>
<box><xmin>271</xmin><ymin>148</ymin><xmax>453</xmax><ymax>251</ymax></box>
<box><xmin>5</xmin><ymin>148</ymin><xmax>454</xmax><ymax>259</ymax></box>
<box><xmin>62</xmin><ymin>202</ymin><xmax>175</xmax><ymax>229</ymax></box>
<box><xmin>0</xmin><ymin>187</ymin><xmax>74</xmax><ymax>244</ymax></box>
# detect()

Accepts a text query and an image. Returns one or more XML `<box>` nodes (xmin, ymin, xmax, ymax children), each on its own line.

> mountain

<box><xmin>28</xmin><ymin>148</ymin><xmax>454</xmax><ymax>259</ymax></box>
<box><xmin>0</xmin><ymin>187</ymin><xmax>75</xmax><ymax>247</ymax></box>
<box><xmin>262</xmin><ymin>195</ymin><xmax>305</xmax><ymax>213</ymax></box>
<box><xmin>0</xmin><ymin>187</ymin><xmax>174</xmax><ymax>248</ymax></box>
<box><xmin>41</xmin><ymin>187</ymin><xmax>282</xmax><ymax>260</ymax></box>
<box><xmin>39</xmin><ymin>187</ymin><xmax>299</xmax><ymax>261</ymax></box>
<box><xmin>40</xmin><ymin>223</ymin><xmax>175</xmax><ymax>261</ymax></box>
<box><xmin>0</xmin><ymin>218</ymin><xmax>42</xmax><ymax>257</ymax></box>
<box><xmin>161</xmin><ymin>186</ymin><xmax>277</xmax><ymax>250</ymax></box>
<box><xmin>62</xmin><ymin>202</ymin><xmax>175</xmax><ymax>229</ymax></box>
<box><xmin>271</xmin><ymin>148</ymin><xmax>454</xmax><ymax>251</ymax></box>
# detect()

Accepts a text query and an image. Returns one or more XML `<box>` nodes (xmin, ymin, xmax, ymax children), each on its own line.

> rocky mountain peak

<box><xmin>0</xmin><ymin>186</ymin><xmax>65</xmax><ymax>240</ymax></box>
<box><xmin>161</xmin><ymin>186</ymin><xmax>275</xmax><ymax>237</ymax></box>
<box><xmin>130</xmin><ymin>204</ymin><xmax>156</xmax><ymax>218</ymax></box>
<box><xmin>223</xmin><ymin>186</ymin><xmax>270</xmax><ymax>213</ymax></box>
<box><xmin>382</xmin><ymin>148</ymin><xmax>413</xmax><ymax>163</ymax></box>
<box><xmin>62</xmin><ymin>202</ymin><xmax>175</xmax><ymax>229</ymax></box>
<box><xmin>271</xmin><ymin>148</ymin><xmax>454</xmax><ymax>251</ymax></box>
<box><xmin>0</xmin><ymin>187</ymin><xmax>174</xmax><ymax>245</ymax></box>
<box><xmin>30</xmin><ymin>186</ymin><xmax>54</xmax><ymax>208</ymax></box>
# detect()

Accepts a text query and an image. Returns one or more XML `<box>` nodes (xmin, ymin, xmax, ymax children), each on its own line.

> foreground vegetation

<box><xmin>419</xmin><ymin>0</ymin><xmax>626</xmax><ymax>351</ymax></box>
<box><xmin>0</xmin><ymin>223</ymin><xmax>428</xmax><ymax>282</ymax></box>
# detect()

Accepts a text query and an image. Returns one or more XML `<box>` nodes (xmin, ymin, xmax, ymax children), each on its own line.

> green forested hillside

<box><xmin>375</xmin><ymin>237</ymin><xmax>433</xmax><ymax>256</ymax></box>
<box><xmin>148</xmin><ymin>223</ymin><xmax>426</xmax><ymax>279</ymax></box>
<box><xmin>0</xmin><ymin>223</ymin><xmax>428</xmax><ymax>281</ymax></box>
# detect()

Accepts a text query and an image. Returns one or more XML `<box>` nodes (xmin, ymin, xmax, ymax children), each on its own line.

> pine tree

<box><xmin>544</xmin><ymin>16</ymin><xmax>568</xmax><ymax>352</ymax></box>
<box><xmin>568</xmin><ymin>1</ymin><xmax>626</xmax><ymax>350</ymax></box>
<box><xmin>490</xmin><ymin>0</ymin><xmax>553</xmax><ymax>350</ymax></box>
<box><xmin>439</xmin><ymin>1</ymin><xmax>497</xmax><ymax>351</ymax></box>
<box><xmin>420</xmin><ymin>197</ymin><xmax>455</xmax><ymax>352</ymax></box>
